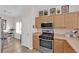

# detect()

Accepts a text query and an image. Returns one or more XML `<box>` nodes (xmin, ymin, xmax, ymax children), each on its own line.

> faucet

<box><xmin>71</xmin><ymin>28</ymin><xmax>79</xmax><ymax>38</ymax></box>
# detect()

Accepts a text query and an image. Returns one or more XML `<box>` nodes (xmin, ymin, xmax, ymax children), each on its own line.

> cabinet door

<box><xmin>64</xmin><ymin>41</ymin><xmax>76</xmax><ymax>53</ymax></box>
<box><xmin>64</xmin><ymin>13</ymin><xmax>78</xmax><ymax>28</ymax></box>
<box><xmin>35</xmin><ymin>16</ymin><xmax>53</xmax><ymax>29</ymax></box>
<box><xmin>77</xmin><ymin>12</ymin><xmax>79</xmax><ymax>28</ymax></box>
<box><xmin>54</xmin><ymin>39</ymin><xmax>64</xmax><ymax>53</ymax></box>
<box><xmin>53</xmin><ymin>14</ymin><xmax>65</xmax><ymax>28</ymax></box>
<box><xmin>33</xmin><ymin>34</ymin><xmax>39</xmax><ymax>50</ymax></box>
<box><xmin>35</xmin><ymin>17</ymin><xmax>42</xmax><ymax>28</ymax></box>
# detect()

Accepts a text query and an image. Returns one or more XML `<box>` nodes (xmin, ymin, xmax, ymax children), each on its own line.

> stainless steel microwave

<box><xmin>41</xmin><ymin>22</ymin><xmax>53</xmax><ymax>28</ymax></box>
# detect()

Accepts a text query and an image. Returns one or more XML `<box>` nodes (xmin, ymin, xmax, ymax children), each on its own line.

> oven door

<box><xmin>40</xmin><ymin>39</ymin><xmax>52</xmax><ymax>49</ymax></box>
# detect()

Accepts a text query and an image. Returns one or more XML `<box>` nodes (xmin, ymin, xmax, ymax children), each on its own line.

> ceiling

<box><xmin>0</xmin><ymin>5</ymin><xmax>26</xmax><ymax>17</ymax></box>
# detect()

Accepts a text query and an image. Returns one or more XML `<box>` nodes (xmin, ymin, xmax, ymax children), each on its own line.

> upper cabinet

<box><xmin>64</xmin><ymin>12</ymin><xmax>78</xmax><ymax>28</ymax></box>
<box><xmin>53</xmin><ymin>14</ymin><xmax>65</xmax><ymax>28</ymax></box>
<box><xmin>35</xmin><ymin>12</ymin><xmax>79</xmax><ymax>29</ymax></box>
<box><xmin>35</xmin><ymin>16</ymin><xmax>53</xmax><ymax>29</ymax></box>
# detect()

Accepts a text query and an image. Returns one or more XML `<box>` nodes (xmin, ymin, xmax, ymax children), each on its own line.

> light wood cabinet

<box><xmin>35</xmin><ymin>16</ymin><xmax>53</xmax><ymax>29</ymax></box>
<box><xmin>54</xmin><ymin>39</ymin><xmax>64</xmax><ymax>53</ymax></box>
<box><xmin>33</xmin><ymin>33</ymin><xmax>40</xmax><ymax>50</ymax></box>
<box><xmin>64</xmin><ymin>40</ymin><xmax>76</xmax><ymax>53</ymax></box>
<box><xmin>54</xmin><ymin>39</ymin><xmax>76</xmax><ymax>53</ymax></box>
<box><xmin>53</xmin><ymin>14</ymin><xmax>65</xmax><ymax>28</ymax></box>
<box><xmin>64</xmin><ymin>12</ymin><xmax>78</xmax><ymax>28</ymax></box>
<box><xmin>77</xmin><ymin>12</ymin><xmax>79</xmax><ymax>28</ymax></box>
<box><xmin>35</xmin><ymin>12</ymin><xmax>79</xmax><ymax>29</ymax></box>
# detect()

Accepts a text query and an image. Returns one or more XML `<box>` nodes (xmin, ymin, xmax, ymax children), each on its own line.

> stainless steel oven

<box><xmin>39</xmin><ymin>34</ymin><xmax>54</xmax><ymax>53</ymax></box>
<box><xmin>39</xmin><ymin>39</ymin><xmax>53</xmax><ymax>53</ymax></box>
<box><xmin>40</xmin><ymin>39</ymin><xmax>52</xmax><ymax>49</ymax></box>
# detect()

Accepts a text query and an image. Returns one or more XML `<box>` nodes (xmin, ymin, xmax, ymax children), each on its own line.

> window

<box><xmin>16</xmin><ymin>22</ymin><xmax>21</xmax><ymax>34</ymax></box>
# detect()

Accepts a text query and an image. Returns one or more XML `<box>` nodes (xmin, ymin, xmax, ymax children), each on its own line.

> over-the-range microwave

<box><xmin>41</xmin><ymin>22</ymin><xmax>53</xmax><ymax>29</ymax></box>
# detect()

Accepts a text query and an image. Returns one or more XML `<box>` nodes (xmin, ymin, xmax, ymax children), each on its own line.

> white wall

<box><xmin>6</xmin><ymin>17</ymin><xmax>15</xmax><ymax>32</ymax></box>
<box><xmin>69</xmin><ymin>5</ymin><xmax>79</xmax><ymax>12</ymax></box>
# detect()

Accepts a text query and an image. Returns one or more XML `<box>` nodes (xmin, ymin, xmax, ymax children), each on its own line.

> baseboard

<box><xmin>21</xmin><ymin>43</ymin><xmax>33</xmax><ymax>50</ymax></box>
<box><xmin>13</xmin><ymin>37</ymin><xmax>20</xmax><ymax>40</ymax></box>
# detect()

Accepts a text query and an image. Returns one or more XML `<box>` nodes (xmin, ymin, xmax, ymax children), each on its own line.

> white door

<box><xmin>21</xmin><ymin>17</ymin><xmax>32</xmax><ymax>49</ymax></box>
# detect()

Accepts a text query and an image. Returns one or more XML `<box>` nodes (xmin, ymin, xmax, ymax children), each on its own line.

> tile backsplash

<box><xmin>34</xmin><ymin>28</ymin><xmax>74</xmax><ymax>35</ymax></box>
<box><xmin>54</xmin><ymin>29</ymin><xmax>74</xmax><ymax>34</ymax></box>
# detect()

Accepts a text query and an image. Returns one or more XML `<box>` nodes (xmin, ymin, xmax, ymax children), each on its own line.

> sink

<box><xmin>65</xmin><ymin>34</ymin><xmax>79</xmax><ymax>39</ymax></box>
<box><xmin>65</xmin><ymin>34</ymin><xmax>74</xmax><ymax>38</ymax></box>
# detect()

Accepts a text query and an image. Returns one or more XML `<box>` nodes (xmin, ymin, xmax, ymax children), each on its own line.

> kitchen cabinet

<box><xmin>77</xmin><ymin>12</ymin><xmax>79</xmax><ymax>28</ymax></box>
<box><xmin>64</xmin><ymin>12</ymin><xmax>78</xmax><ymax>28</ymax></box>
<box><xmin>54</xmin><ymin>38</ymin><xmax>76</xmax><ymax>53</ymax></box>
<box><xmin>64</xmin><ymin>40</ymin><xmax>76</xmax><ymax>53</ymax></box>
<box><xmin>53</xmin><ymin>14</ymin><xmax>65</xmax><ymax>28</ymax></box>
<box><xmin>54</xmin><ymin>39</ymin><xmax>64</xmax><ymax>53</ymax></box>
<box><xmin>33</xmin><ymin>33</ymin><xmax>40</xmax><ymax>50</ymax></box>
<box><xmin>35</xmin><ymin>12</ymin><xmax>79</xmax><ymax>29</ymax></box>
<box><xmin>35</xmin><ymin>16</ymin><xmax>53</xmax><ymax>29</ymax></box>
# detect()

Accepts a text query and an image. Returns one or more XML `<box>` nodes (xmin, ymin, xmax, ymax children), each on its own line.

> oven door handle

<box><xmin>41</xmin><ymin>39</ymin><xmax>52</xmax><ymax>41</ymax></box>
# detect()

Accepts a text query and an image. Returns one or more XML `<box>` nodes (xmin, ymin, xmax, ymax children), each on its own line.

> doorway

<box><xmin>15</xmin><ymin>21</ymin><xmax>22</xmax><ymax>43</ymax></box>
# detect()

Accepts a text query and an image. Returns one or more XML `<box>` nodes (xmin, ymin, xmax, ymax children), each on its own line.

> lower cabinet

<box><xmin>64</xmin><ymin>41</ymin><xmax>76</xmax><ymax>53</ymax></box>
<box><xmin>54</xmin><ymin>39</ymin><xmax>64</xmax><ymax>53</ymax></box>
<box><xmin>54</xmin><ymin>38</ymin><xmax>76</xmax><ymax>53</ymax></box>
<box><xmin>33</xmin><ymin>33</ymin><xmax>39</xmax><ymax>50</ymax></box>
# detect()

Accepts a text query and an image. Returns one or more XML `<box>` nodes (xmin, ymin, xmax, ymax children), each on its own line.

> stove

<box><xmin>39</xmin><ymin>32</ymin><xmax>54</xmax><ymax>53</ymax></box>
<box><xmin>39</xmin><ymin>30</ymin><xmax>54</xmax><ymax>53</ymax></box>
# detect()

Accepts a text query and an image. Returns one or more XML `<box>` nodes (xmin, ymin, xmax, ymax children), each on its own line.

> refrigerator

<box><xmin>0</xmin><ymin>19</ymin><xmax>4</xmax><ymax>53</ymax></box>
<box><xmin>0</xmin><ymin>19</ymin><xmax>7</xmax><ymax>53</ymax></box>
<box><xmin>0</xmin><ymin>19</ymin><xmax>1</xmax><ymax>52</ymax></box>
